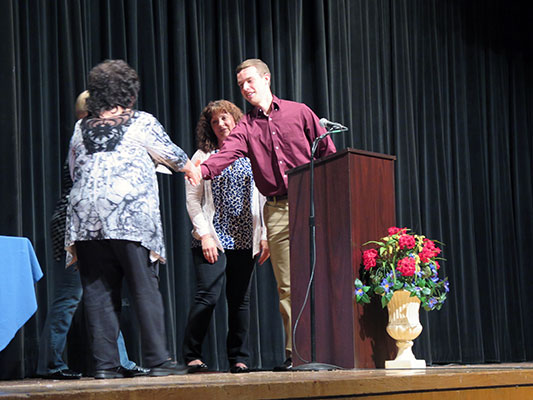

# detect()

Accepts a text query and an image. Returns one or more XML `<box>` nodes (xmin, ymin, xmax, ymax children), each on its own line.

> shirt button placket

<box><xmin>271</xmin><ymin>119</ymin><xmax>283</xmax><ymax>178</ymax></box>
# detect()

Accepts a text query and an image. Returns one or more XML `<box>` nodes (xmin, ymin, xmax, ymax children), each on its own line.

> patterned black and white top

<box><xmin>191</xmin><ymin>156</ymin><xmax>254</xmax><ymax>250</ymax></box>
<box><xmin>65</xmin><ymin>110</ymin><xmax>188</xmax><ymax>265</ymax></box>
<box><xmin>186</xmin><ymin>149</ymin><xmax>267</xmax><ymax>257</ymax></box>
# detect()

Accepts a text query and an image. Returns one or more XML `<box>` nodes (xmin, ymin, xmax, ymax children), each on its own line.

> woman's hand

<box><xmin>201</xmin><ymin>234</ymin><xmax>218</xmax><ymax>263</ymax></box>
<box><xmin>258</xmin><ymin>240</ymin><xmax>270</xmax><ymax>265</ymax></box>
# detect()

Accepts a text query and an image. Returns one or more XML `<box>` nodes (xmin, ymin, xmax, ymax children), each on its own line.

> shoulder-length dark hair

<box><xmin>86</xmin><ymin>59</ymin><xmax>140</xmax><ymax>116</ymax></box>
<box><xmin>196</xmin><ymin>100</ymin><xmax>243</xmax><ymax>152</ymax></box>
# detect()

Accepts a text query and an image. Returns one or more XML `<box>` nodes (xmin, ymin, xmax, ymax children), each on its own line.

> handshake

<box><xmin>181</xmin><ymin>159</ymin><xmax>203</xmax><ymax>186</ymax></box>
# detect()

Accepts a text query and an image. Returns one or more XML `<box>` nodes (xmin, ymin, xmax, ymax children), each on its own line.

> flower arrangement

<box><xmin>355</xmin><ymin>227</ymin><xmax>449</xmax><ymax>311</ymax></box>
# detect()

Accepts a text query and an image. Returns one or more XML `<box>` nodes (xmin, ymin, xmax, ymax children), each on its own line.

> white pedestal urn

<box><xmin>384</xmin><ymin>289</ymin><xmax>426</xmax><ymax>369</ymax></box>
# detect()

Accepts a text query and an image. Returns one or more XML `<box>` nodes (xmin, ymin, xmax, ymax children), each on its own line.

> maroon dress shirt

<box><xmin>201</xmin><ymin>96</ymin><xmax>337</xmax><ymax>197</ymax></box>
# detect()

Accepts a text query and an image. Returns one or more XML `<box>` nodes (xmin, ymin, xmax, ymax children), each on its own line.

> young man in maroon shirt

<box><xmin>195</xmin><ymin>59</ymin><xmax>336</xmax><ymax>370</ymax></box>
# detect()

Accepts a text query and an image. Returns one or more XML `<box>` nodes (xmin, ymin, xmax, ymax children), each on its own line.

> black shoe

<box><xmin>94</xmin><ymin>366</ymin><xmax>148</xmax><ymax>379</ymax></box>
<box><xmin>149</xmin><ymin>360</ymin><xmax>188</xmax><ymax>376</ymax></box>
<box><xmin>230</xmin><ymin>364</ymin><xmax>250</xmax><ymax>374</ymax></box>
<box><xmin>273</xmin><ymin>357</ymin><xmax>292</xmax><ymax>371</ymax></box>
<box><xmin>123</xmin><ymin>365</ymin><xmax>150</xmax><ymax>377</ymax></box>
<box><xmin>41</xmin><ymin>369</ymin><xmax>82</xmax><ymax>380</ymax></box>
<box><xmin>187</xmin><ymin>362</ymin><xmax>208</xmax><ymax>373</ymax></box>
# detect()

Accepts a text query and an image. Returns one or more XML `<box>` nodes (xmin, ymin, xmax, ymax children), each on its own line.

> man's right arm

<box><xmin>200</xmin><ymin>125</ymin><xmax>249</xmax><ymax>180</ymax></box>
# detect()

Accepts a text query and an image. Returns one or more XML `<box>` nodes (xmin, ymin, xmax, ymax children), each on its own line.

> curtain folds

<box><xmin>0</xmin><ymin>0</ymin><xmax>532</xmax><ymax>378</ymax></box>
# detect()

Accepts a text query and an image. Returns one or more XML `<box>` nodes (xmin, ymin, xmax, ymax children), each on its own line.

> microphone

<box><xmin>319</xmin><ymin>118</ymin><xmax>348</xmax><ymax>131</ymax></box>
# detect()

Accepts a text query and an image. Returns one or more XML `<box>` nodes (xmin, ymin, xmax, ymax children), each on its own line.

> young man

<box><xmin>197</xmin><ymin>59</ymin><xmax>336</xmax><ymax>370</ymax></box>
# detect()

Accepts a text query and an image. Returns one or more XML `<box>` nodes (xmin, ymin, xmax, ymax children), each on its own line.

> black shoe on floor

<box><xmin>187</xmin><ymin>362</ymin><xmax>208</xmax><ymax>373</ymax></box>
<box><xmin>124</xmin><ymin>365</ymin><xmax>150</xmax><ymax>377</ymax></box>
<box><xmin>273</xmin><ymin>357</ymin><xmax>293</xmax><ymax>372</ymax></box>
<box><xmin>95</xmin><ymin>366</ymin><xmax>148</xmax><ymax>379</ymax></box>
<box><xmin>230</xmin><ymin>364</ymin><xmax>250</xmax><ymax>374</ymax></box>
<box><xmin>149</xmin><ymin>360</ymin><xmax>188</xmax><ymax>376</ymax></box>
<box><xmin>41</xmin><ymin>369</ymin><xmax>82</xmax><ymax>380</ymax></box>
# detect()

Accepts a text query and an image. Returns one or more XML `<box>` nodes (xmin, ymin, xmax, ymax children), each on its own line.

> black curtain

<box><xmin>0</xmin><ymin>0</ymin><xmax>532</xmax><ymax>378</ymax></box>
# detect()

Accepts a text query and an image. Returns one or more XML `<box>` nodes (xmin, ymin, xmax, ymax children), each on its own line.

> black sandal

<box><xmin>230</xmin><ymin>364</ymin><xmax>250</xmax><ymax>374</ymax></box>
<box><xmin>187</xmin><ymin>362</ymin><xmax>208</xmax><ymax>373</ymax></box>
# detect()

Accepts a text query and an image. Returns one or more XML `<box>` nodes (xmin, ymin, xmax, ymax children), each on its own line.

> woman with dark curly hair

<box><xmin>183</xmin><ymin>100</ymin><xmax>270</xmax><ymax>373</ymax></box>
<box><xmin>65</xmin><ymin>59</ymin><xmax>201</xmax><ymax>379</ymax></box>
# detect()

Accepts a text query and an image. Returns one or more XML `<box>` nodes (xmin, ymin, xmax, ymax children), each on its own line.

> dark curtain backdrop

<box><xmin>0</xmin><ymin>0</ymin><xmax>532</xmax><ymax>378</ymax></box>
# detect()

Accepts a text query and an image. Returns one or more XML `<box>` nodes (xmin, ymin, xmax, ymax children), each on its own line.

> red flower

<box><xmin>388</xmin><ymin>226</ymin><xmax>408</xmax><ymax>236</ymax></box>
<box><xmin>397</xmin><ymin>257</ymin><xmax>416</xmax><ymax>277</ymax></box>
<box><xmin>363</xmin><ymin>249</ymin><xmax>378</xmax><ymax>270</ymax></box>
<box><xmin>398</xmin><ymin>234</ymin><xmax>416</xmax><ymax>249</ymax></box>
<box><xmin>388</xmin><ymin>227</ymin><xmax>401</xmax><ymax>235</ymax></box>
<box><xmin>419</xmin><ymin>238</ymin><xmax>441</xmax><ymax>262</ymax></box>
<box><xmin>419</xmin><ymin>250</ymin><xmax>431</xmax><ymax>263</ymax></box>
<box><xmin>423</xmin><ymin>239</ymin><xmax>441</xmax><ymax>254</ymax></box>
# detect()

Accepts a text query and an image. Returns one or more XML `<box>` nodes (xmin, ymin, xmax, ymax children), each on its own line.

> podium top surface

<box><xmin>287</xmin><ymin>148</ymin><xmax>396</xmax><ymax>176</ymax></box>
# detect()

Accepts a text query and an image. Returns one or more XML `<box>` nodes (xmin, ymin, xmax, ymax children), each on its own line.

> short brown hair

<box><xmin>196</xmin><ymin>100</ymin><xmax>244</xmax><ymax>152</ymax></box>
<box><xmin>235</xmin><ymin>58</ymin><xmax>271</xmax><ymax>77</ymax></box>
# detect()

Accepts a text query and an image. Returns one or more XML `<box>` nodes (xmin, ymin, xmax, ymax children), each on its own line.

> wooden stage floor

<box><xmin>2</xmin><ymin>364</ymin><xmax>533</xmax><ymax>399</ymax></box>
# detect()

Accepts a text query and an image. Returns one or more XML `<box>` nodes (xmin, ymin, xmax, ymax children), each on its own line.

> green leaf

<box><xmin>393</xmin><ymin>281</ymin><xmax>403</xmax><ymax>290</ymax></box>
<box><xmin>360</xmin><ymin>293</ymin><xmax>371</xmax><ymax>303</ymax></box>
<box><xmin>381</xmin><ymin>292</ymin><xmax>393</xmax><ymax>308</ymax></box>
<box><xmin>362</xmin><ymin>240</ymin><xmax>384</xmax><ymax>247</ymax></box>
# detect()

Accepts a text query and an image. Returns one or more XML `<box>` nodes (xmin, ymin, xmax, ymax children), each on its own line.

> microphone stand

<box><xmin>293</xmin><ymin>126</ymin><xmax>347</xmax><ymax>371</ymax></box>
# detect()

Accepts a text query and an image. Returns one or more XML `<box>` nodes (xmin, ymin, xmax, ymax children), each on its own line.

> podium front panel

<box><xmin>288</xmin><ymin>148</ymin><xmax>396</xmax><ymax>368</ymax></box>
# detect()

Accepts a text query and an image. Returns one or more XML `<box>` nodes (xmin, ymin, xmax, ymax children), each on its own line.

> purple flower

<box><xmin>380</xmin><ymin>279</ymin><xmax>392</xmax><ymax>294</ymax></box>
<box><xmin>429</xmin><ymin>262</ymin><xmax>437</xmax><ymax>273</ymax></box>
<box><xmin>428</xmin><ymin>298</ymin><xmax>438</xmax><ymax>309</ymax></box>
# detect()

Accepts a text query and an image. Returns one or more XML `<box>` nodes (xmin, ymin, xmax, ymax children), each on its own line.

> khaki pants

<box><xmin>264</xmin><ymin>198</ymin><xmax>291</xmax><ymax>357</ymax></box>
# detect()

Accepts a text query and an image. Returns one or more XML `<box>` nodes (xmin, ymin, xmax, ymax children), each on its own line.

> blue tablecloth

<box><xmin>0</xmin><ymin>236</ymin><xmax>43</xmax><ymax>351</ymax></box>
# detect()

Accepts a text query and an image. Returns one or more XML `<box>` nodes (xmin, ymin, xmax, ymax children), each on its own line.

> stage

<box><xmin>2</xmin><ymin>364</ymin><xmax>533</xmax><ymax>399</ymax></box>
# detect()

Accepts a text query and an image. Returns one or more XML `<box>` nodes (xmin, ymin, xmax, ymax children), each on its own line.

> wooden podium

<box><xmin>287</xmin><ymin>148</ymin><xmax>397</xmax><ymax>368</ymax></box>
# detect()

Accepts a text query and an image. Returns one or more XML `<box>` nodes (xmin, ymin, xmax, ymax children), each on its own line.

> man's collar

<box><xmin>252</xmin><ymin>95</ymin><xmax>280</xmax><ymax>117</ymax></box>
<box><xmin>271</xmin><ymin>95</ymin><xmax>281</xmax><ymax>111</ymax></box>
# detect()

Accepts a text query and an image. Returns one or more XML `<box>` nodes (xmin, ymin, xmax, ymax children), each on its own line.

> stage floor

<box><xmin>2</xmin><ymin>364</ymin><xmax>533</xmax><ymax>399</ymax></box>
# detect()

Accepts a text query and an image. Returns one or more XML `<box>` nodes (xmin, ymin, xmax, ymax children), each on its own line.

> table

<box><xmin>0</xmin><ymin>236</ymin><xmax>43</xmax><ymax>351</ymax></box>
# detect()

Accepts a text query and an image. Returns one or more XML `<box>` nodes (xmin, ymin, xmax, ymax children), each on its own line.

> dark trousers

<box><xmin>183</xmin><ymin>248</ymin><xmax>255</xmax><ymax>366</ymax></box>
<box><xmin>76</xmin><ymin>240</ymin><xmax>169</xmax><ymax>370</ymax></box>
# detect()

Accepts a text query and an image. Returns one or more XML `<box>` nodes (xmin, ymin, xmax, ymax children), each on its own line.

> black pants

<box><xmin>76</xmin><ymin>240</ymin><xmax>169</xmax><ymax>370</ymax></box>
<box><xmin>183</xmin><ymin>248</ymin><xmax>255</xmax><ymax>366</ymax></box>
